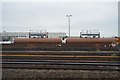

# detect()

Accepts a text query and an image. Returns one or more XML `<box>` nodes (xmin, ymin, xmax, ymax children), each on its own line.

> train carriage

<box><xmin>2</xmin><ymin>37</ymin><xmax>120</xmax><ymax>51</ymax></box>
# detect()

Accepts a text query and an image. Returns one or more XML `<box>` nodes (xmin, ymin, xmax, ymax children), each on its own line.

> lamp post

<box><xmin>66</xmin><ymin>15</ymin><xmax>72</xmax><ymax>37</ymax></box>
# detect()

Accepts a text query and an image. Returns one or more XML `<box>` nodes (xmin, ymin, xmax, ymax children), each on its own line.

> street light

<box><xmin>66</xmin><ymin>15</ymin><xmax>72</xmax><ymax>37</ymax></box>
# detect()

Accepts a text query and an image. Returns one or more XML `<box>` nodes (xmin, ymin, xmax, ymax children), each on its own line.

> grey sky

<box><xmin>1</xmin><ymin>2</ymin><xmax>118</xmax><ymax>37</ymax></box>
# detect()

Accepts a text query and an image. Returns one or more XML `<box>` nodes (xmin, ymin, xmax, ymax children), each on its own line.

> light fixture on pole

<box><xmin>66</xmin><ymin>15</ymin><xmax>72</xmax><ymax>37</ymax></box>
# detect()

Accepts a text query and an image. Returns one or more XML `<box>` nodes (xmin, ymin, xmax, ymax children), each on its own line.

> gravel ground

<box><xmin>2</xmin><ymin>69</ymin><xmax>120</xmax><ymax>80</ymax></box>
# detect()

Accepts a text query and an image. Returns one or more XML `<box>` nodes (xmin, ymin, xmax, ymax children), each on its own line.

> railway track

<box><xmin>2</xmin><ymin>61</ymin><xmax>120</xmax><ymax>70</ymax></box>
<box><xmin>2</xmin><ymin>51</ymin><xmax>120</xmax><ymax>55</ymax></box>
<box><xmin>2</xmin><ymin>51</ymin><xmax>120</xmax><ymax>70</ymax></box>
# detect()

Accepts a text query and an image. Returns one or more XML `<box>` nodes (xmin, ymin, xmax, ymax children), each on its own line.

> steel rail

<box><xmin>2</xmin><ymin>51</ymin><xmax>120</xmax><ymax>53</ymax></box>
<box><xmin>1</xmin><ymin>54</ymin><xmax>120</xmax><ymax>58</ymax></box>
<box><xmin>2</xmin><ymin>61</ymin><xmax>120</xmax><ymax>66</ymax></box>
<box><xmin>2</xmin><ymin>59</ymin><xmax>119</xmax><ymax>62</ymax></box>
<box><xmin>2</xmin><ymin>61</ymin><xmax>120</xmax><ymax>71</ymax></box>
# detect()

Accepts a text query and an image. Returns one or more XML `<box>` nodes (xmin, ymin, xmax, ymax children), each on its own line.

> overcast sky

<box><xmin>1</xmin><ymin>1</ymin><xmax>118</xmax><ymax>37</ymax></box>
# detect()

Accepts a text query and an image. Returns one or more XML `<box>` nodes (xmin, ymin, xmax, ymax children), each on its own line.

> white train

<box><xmin>0</xmin><ymin>40</ymin><xmax>14</xmax><ymax>44</ymax></box>
<box><xmin>0</xmin><ymin>36</ymin><xmax>14</xmax><ymax>44</ymax></box>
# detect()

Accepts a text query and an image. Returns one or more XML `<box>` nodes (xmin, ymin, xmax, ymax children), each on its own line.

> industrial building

<box><xmin>48</xmin><ymin>32</ymin><xmax>66</xmax><ymax>38</ymax></box>
<box><xmin>1</xmin><ymin>31</ymin><xmax>29</xmax><ymax>38</ymax></box>
<box><xmin>80</xmin><ymin>30</ymin><xmax>100</xmax><ymax>38</ymax></box>
<box><xmin>1</xmin><ymin>31</ymin><xmax>67</xmax><ymax>38</ymax></box>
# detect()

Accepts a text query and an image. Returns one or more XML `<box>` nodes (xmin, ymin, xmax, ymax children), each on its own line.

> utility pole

<box><xmin>66</xmin><ymin>15</ymin><xmax>72</xmax><ymax>37</ymax></box>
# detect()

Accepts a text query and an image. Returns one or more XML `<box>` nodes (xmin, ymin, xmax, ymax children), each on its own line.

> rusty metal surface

<box><xmin>2</xmin><ymin>38</ymin><xmax>119</xmax><ymax>51</ymax></box>
<box><xmin>14</xmin><ymin>38</ymin><xmax>61</xmax><ymax>43</ymax></box>
<box><xmin>67</xmin><ymin>38</ymin><xmax>116</xmax><ymax>43</ymax></box>
<box><xmin>14</xmin><ymin>38</ymin><xmax>116</xmax><ymax>43</ymax></box>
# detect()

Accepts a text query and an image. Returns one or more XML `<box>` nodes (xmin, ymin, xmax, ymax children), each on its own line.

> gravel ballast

<box><xmin>2</xmin><ymin>69</ymin><xmax>120</xmax><ymax>80</ymax></box>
